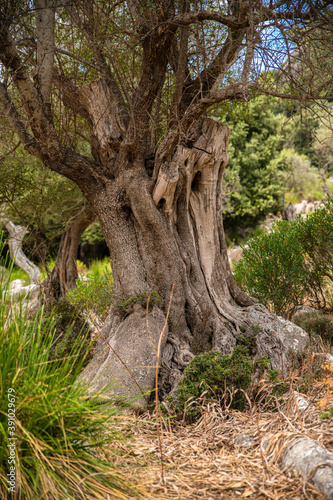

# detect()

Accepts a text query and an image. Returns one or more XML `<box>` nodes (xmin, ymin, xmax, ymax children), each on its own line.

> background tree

<box><xmin>0</xmin><ymin>0</ymin><xmax>332</xmax><ymax>401</ymax></box>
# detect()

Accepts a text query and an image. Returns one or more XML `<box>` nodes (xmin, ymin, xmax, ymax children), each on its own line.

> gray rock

<box><xmin>262</xmin><ymin>434</ymin><xmax>333</xmax><ymax>499</ymax></box>
<box><xmin>5</xmin><ymin>283</ymin><xmax>40</xmax><ymax>302</ymax></box>
<box><xmin>292</xmin><ymin>305</ymin><xmax>318</xmax><ymax>322</ymax></box>
<box><xmin>326</xmin><ymin>353</ymin><xmax>333</xmax><ymax>365</ymax></box>
<box><xmin>282</xmin><ymin>202</ymin><xmax>296</xmax><ymax>221</ymax></box>
<box><xmin>228</xmin><ymin>244</ymin><xmax>248</xmax><ymax>263</ymax></box>
<box><xmin>295</xmin><ymin>200</ymin><xmax>308</xmax><ymax>215</ymax></box>
<box><xmin>282</xmin><ymin>438</ymin><xmax>333</xmax><ymax>500</ymax></box>
<box><xmin>281</xmin><ymin>390</ymin><xmax>310</xmax><ymax>414</ymax></box>
<box><xmin>79</xmin><ymin>305</ymin><xmax>168</xmax><ymax>408</ymax></box>
<box><xmin>234</xmin><ymin>434</ymin><xmax>254</xmax><ymax>447</ymax></box>
<box><xmin>305</xmin><ymin>202</ymin><xmax>315</xmax><ymax>214</ymax></box>
<box><xmin>242</xmin><ymin>305</ymin><xmax>309</xmax><ymax>371</ymax></box>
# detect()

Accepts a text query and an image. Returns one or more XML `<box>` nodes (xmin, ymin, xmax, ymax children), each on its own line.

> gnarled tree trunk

<box><xmin>78</xmin><ymin>117</ymin><xmax>308</xmax><ymax>402</ymax></box>
<box><xmin>43</xmin><ymin>205</ymin><xmax>96</xmax><ymax>298</ymax></box>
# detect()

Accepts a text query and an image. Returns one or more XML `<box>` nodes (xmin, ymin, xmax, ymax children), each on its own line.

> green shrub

<box><xmin>233</xmin><ymin>196</ymin><xmax>333</xmax><ymax>316</ymax></box>
<box><xmin>89</xmin><ymin>257</ymin><xmax>112</xmax><ymax>279</ymax></box>
<box><xmin>0</xmin><ymin>259</ymin><xmax>137</xmax><ymax>499</ymax></box>
<box><xmin>68</xmin><ymin>260</ymin><xmax>162</xmax><ymax>321</ymax></box>
<box><xmin>233</xmin><ymin>220</ymin><xmax>309</xmax><ymax>315</ymax></box>
<box><xmin>81</xmin><ymin>221</ymin><xmax>105</xmax><ymax>245</ymax></box>
<box><xmin>39</xmin><ymin>298</ymin><xmax>94</xmax><ymax>367</ymax></box>
<box><xmin>293</xmin><ymin>311</ymin><xmax>333</xmax><ymax>345</ymax></box>
<box><xmin>67</xmin><ymin>270</ymin><xmax>113</xmax><ymax>320</ymax></box>
<box><xmin>293</xmin><ymin>197</ymin><xmax>333</xmax><ymax>307</ymax></box>
<box><xmin>170</xmin><ymin>346</ymin><xmax>260</xmax><ymax>422</ymax></box>
<box><xmin>321</xmin><ymin>406</ymin><xmax>333</xmax><ymax>419</ymax></box>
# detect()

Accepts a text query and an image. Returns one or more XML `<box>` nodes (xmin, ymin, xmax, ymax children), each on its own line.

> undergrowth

<box><xmin>233</xmin><ymin>195</ymin><xmax>333</xmax><ymax>316</ymax></box>
<box><xmin>167</xmin><ymin>346</ymin><xmax>268</xmax><ymax>422</ymax></box>
<box><xmin>0</xmin><ymin>248</ymin><xmax>139</xmax><ymax>499</ymax></box>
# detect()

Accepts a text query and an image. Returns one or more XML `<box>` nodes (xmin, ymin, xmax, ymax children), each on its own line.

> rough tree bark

<box><xmin>43</xmin><ymin>205</ymin><xmax>96</xmax><ymax>298</ymax></box>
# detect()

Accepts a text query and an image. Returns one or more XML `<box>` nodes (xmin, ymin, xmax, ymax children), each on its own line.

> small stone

<box><xmin>234</xmin><ymin>434</ymin><xmax>254</xmax><ymax>447</ymax></box>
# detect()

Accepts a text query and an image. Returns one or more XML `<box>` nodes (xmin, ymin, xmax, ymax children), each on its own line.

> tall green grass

<box><xmin>0</xmin><ymin>248</ymin><xmax>138</xmax><ymax>499</ymax></box>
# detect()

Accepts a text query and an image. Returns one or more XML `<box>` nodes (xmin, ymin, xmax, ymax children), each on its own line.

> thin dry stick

<box><xmin>168</xmin><ymin>417</ymin><xmax>174</xmax><ymax>445</ymax></box>
<box><xmin>145</xmin><ymin>295</ymin><xmax>157</xmax><ymax>356</ymax></box>
<box><xmin>92</xmin><ymin>322</ymin><xmax>145</xmax><ymax>395</ymax></box>
<box><xmin>255</xmin><ymin>405</ymin><xmax>269</xmax><ymax>474</ymax></box>
<box><xmin>292</xmin><ymin>388</ymin><xmax>304</xmax><ymax>431</ymax></box>
<box><xmin>155</xmin><ymin>284</ymin><xmax>175</xmax><ymax>485</ymax></box>
<box><xmin>286</xmin><ymin>374</ymin><xmax>294</xmax><ymax>417</ymax></box>
<box><xmin>280</xmin><ymin>341</ymin><xmax>285</xmax><ymax>381</ymax></box>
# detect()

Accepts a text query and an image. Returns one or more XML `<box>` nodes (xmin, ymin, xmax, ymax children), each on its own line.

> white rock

<box><xmin>9</xmin><ymin>279</ymin><xmax>25</xmax><ymax>290</ymax></box>
<box><xmin>295</xmin><ymin>200</ymin><xmax>307</xmax><ymax>215</ymax></box>
<box><xmin>305</xmin><ymin>202</ymin><xmax>315</xmax><ymax>214</ymax></box>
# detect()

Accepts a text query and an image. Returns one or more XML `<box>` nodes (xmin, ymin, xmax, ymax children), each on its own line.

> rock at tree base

<box><xmin>78</xmin><ymin>301</ymin><xmax>309</xmax><ymax>408</ymax></box>
<box><xmin>262</xmin><ymin>433</ymin><xmax>333</xmax><ymax>499</ymax></box>
<box><xmin>79</xmin><ymin>305</ymin><xmax>167</xmax><ymax>408</ymax></box>
<box><xmin>239</xmin><ymin>305</ymin><xmax>308</xmax><ymax>369</ymax></box>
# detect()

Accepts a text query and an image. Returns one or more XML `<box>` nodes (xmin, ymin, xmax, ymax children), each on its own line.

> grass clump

<box><xmin>0</xmin><ymin>258</ymin><xmax>138</xmax><ymax>499</ymax></box>
<box><xmin>67</xmin><ymin>266</ymin><xmax>113</xmax><ymax>320</ymax></box>
<box><xmin>169</xmin><ymin>346</ymin><xmax>262</xmax><ymax>422</ymax></box>
<box><xmin>39</xmin><ymin>298</ymin><xmax>94</xmax><ymax>368</ymax></box>
<box><xmin>321</xmin><ymin>406</ymin><xmax>333</xmax><ymax>419</ymax></box>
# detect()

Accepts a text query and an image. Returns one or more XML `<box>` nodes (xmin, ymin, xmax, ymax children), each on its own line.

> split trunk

<box><xmin>76</xmin><ymin>116</ymin><xmax>307</xmax><ymax>403</ymax></box>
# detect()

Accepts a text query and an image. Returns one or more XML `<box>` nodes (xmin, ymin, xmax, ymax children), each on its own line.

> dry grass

<box><xmin>115</xmin><ymin>365</ymin><xmax>333</xmax><ymax>500</ymax></box>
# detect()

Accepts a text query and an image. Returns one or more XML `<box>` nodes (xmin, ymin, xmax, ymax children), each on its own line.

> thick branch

<box><xmin>0</xmin><ymin>27</ymin><xmax>61</xmax><ymax>161</ymax></box>
<box><xmin>44</xmin><ymin>205</ymin><xmax>96</xmax><ymax>297</ymax></box>
<box><xmin>248</xmin><ymin>84</ymin><xmax>331</xmax><ymax>100</ymax></box>
<box><xmin>170</xmin><ymin>0</ymin><xmax>190</xmax><ymax>123</ymax></box>
<box><xmin>78</xmin><ymin>78</ymin><xmax>127</xmax><ymax>162</ymax></box>
<box><xmin>0</xmin><ymin>83</ymin><xmax>40</xmax><ymax>157</ymax></box>
<box><xmin>61</xmin><ymin>0</ymin><xmax>130</xmax><ymax>129</ymax></box>
<box><xmin>53</xmin><ymin>71</ymin><xmax>92</xmax><ymax>125</ymax></box>
<box><xmin>1</xmin><ymin>216</ymin><xmax>40</xmax><ymax>284</ymax></box>
<box><xmin>171</xmin><ymin>10</ymin><xmax>244</xmax><ymax>30</ymax></box>
<box><xmin>241</xmin><ymin>24</ymin><xmax>255</xmax><ymax>88</ymax></box>
<box><xmin>34</xmin><ymin>0</ymin><xmax>55</xmax><ymax>106</ymax></box>
<box><xmin>181</xmin><ymin>27</ymin><xmax>245</xmax><ymax>109</ymax></box>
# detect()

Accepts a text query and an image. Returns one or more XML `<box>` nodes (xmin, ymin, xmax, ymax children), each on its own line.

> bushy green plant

<box><xmin>233</xmin><ymin>196</ymin><xmax>333</xmax><ymax>316</ymax></box>
<box><xmin>89</xmin><ymin>257</ymin><xmax>112</xmax><ymax>279</ymax></box>
<box><xmin>293</xmin><ymin>196</ymin><xmax>333</xmax><ymax>307</ymax></box>
<box><xmin>218</xmin><ymin>95</ymin><xmax>287</xmax><ymax>227</ymax></box>
<box><xmin>321</xmin><ymin>406</ymin><xmax>333</xmax><ymax>419</ymax></box>
<box><xmin>0</xmin><ymin>256</ymin><xmax>137</xmax><ymax>499</ymax></box>
<box><xmin>267</xmin><ymin>369</ymin><xmax>289</xmax><ymax>396</ymax></box>
<box><xmin>293</xmin><ymin>312</ymin><xmax>333</xmax><ymax>345</ymax></box>
<box><xmin>67</xmin><ymin>270</ymin><xmax>113</xmax><ymax>320</ymax></box>
<box><xmin>170</xmin><ymin>346</ymin><xmax>260</xmax><ymax>422</ymax></box>
<box><xmin>81</xmin><ymin>221</ymin><xmax>105</xmax><ymax>245</ymax></box>
<box><xmin>39</xmin><ymin>298</ymin><xmax>94</xmax><ymax>367</ymax></box>
<box><xmin>233</xmin><ymin>220</ymin><xmax>309</xmax><ymax>315</ymax></box>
